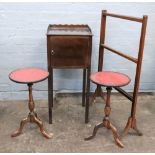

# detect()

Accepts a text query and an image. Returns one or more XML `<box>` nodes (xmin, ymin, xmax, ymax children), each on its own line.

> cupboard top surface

<box><xmin>47</xmin><ymin>24</ymin><xmax>92</xmax><ymax>36</ymax></box>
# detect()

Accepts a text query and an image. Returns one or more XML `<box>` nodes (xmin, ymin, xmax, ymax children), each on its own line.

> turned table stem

<box><xmin>11</xmin><ymin>83</ymin><xmax>53</xmax><ymax>139</ymax></box>
<box><xmin>28</xmin><ymin>84</ymin><xmax>35</xmax><ymax>114</ymax></box>
<box><xmin>85</xmin><ymin>87</ymin><xmax>124</xmax><ymax>148</ymax></box>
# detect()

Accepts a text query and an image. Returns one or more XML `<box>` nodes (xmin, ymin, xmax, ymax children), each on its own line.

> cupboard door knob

<box><xmin>51</xmin><ymin>50</ymin><xmax>55</xmax><ymax>55</ymax></box>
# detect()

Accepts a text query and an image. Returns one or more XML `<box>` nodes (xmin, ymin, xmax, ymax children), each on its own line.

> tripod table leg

<box><xmin>34</xmin><ymin>116</ymin><xmax>53</xmax><ymax>139</ymax></box>
<box><xmin>11</xmin><ymin>117</ymin><xmax>30</xmax><ymax>137</ymax></box>
<box><xmin>85</xmin><ymin>122</ymin><xmax>103</xmax><ymax>140</ymax></box>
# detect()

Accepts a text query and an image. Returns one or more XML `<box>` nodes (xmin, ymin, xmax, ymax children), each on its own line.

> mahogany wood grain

<box><xmin>85</xmin><ymin>87</ymin><xmax>124</xmax><ymax>148</ymax></box>
<box><xmin>47</xmin><ymin>24</ymin><xmax>92</xmax><ymax>124</ymax></box>
<box><xmin>101</xmin><ymin>44</ymin><xmax>138</xmax><ymax>63</ymax></box>
<box><xmin>92</xmin><ymin>10</ymin><xmax>148</xmax><ymax>137</ymax></box>
<box><xmin>103</xmin><ymin>12</ymin><xmax>143</xmax><ymax>23</ymax></box>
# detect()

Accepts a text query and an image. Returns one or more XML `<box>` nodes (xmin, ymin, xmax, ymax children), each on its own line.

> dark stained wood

<box><xmin>82</xmin><ymin>69</ymin><xmax>86</xmax><ymax>107</ymax></box>
<box><xmin>103</xmin><ymin>12</ymin><xmax>143</xmax><ymax>23</ymax></box>
<box><xmin>98</xmin><ymin>10</ymin><xmax>107</xmax><ymax>71</ymax></box>
<box><xmin>47</xmin><ymin>24</ymin><xmax>92</xmax><ymax>36</ymax></box>
<box><xmin>124</xmin><ymin>15</ymin><xmax>148</xmax><ymax>136</ymax></box>
<box><xmin>85</xmin><ymin>67</ymin><xmax>90</xmax><ymax>123</ymax></box>
<box><xmin>92</xmin><ymin>10</ymin><xmax>148</xmax><ymax>137</ymax></box>
<box><xmin>49</xmin><ymin>36</ymin><xmax>90</xmax><ymax>68</ymax></box>
<box><xmin>132</xmin><ymin>15</ymin><xmax>148</xmax><ymax>117</ymax></box>
<box><xmin>90</xmin><ymin>85</ymin><xmax>106</xmax><ymax>105</ymax></box>
<box><xmin>114</xmin><ymin>87</ymin><xmax>133</xmax><ymax>101</ymax></box>
<box><xmin>85</xmin><ymin>36</ymin><xmax>92</xmax><ymax>123</ymax></box>
<box><xmin>123</xmin><ymin>116</ymin><xmax>143</xmax><ymax>136</ymax></box>
<box><xmin>91</xmin><ymin>10</ymin><xmax>107</xmax><ymax>104</ymax></box>
<box><xmin>47</xmin><ymin>24</ymin><xmax>92</xmax><ymax>124</ymax></box>
<box><xmin>101</xmin><ymin>44</ymin><xmax>138</xmax><ymax>63</ymax></box>
<box><xmin>47</xmin><ymin>35</ymin><xmax>53</xmax><ymax>124</ymax></box>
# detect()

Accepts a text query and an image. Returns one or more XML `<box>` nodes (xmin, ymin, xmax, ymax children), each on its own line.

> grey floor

<box><xmin>0</xmin><ymin>93</ymin><xmax>155</xmax><ymax>153</ymax></box>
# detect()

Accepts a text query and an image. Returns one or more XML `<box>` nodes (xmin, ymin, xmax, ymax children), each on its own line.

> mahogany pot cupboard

<box><xmin>47</xmin><ymin>24</ymin><xmax>92</xmax><ymax>124</ymax></box>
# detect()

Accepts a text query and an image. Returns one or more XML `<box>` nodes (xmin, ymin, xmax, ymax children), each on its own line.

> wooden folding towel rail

<box><xmin>91</xmin><ymin>10</ymin><xmax>148</xmax><ymax>136</ymax></box>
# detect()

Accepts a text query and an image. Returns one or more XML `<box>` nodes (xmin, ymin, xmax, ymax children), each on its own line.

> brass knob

<box><xmin>51</xmin><ymin>50</ymin><xmax>55</xmax><ymax>55</ymax></box>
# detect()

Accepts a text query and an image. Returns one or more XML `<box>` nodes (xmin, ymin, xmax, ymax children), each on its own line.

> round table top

<box><xmin>90</xmin><ymin>71</ymin><xmax>131</xmax><ymax>87</ymax></box>
<box><xmin>9</xmin><ymin>67</ymin><xmax>49</xmax><ymax>84</ymax></box>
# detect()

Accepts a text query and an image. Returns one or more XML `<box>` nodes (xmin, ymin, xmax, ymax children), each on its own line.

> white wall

<box><xmin>0</xmin><ymin>2</ymin><xmax>155</xmax><ymax>100</ymax></box>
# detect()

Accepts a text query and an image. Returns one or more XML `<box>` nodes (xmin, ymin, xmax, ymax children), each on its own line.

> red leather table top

<box><xmin>90</xmin><ymin>71</ymin><xmax>131</xmax><ymax>87</ymax></box>
<box><xmin>9</xmin><ymin>67</ymin><xmax>49</xmax><ymax>84</ymax></box>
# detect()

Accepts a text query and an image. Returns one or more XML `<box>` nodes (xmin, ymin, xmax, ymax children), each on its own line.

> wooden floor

<box><xmin>0</xmin><ymin>93</ymin><xmax>155</xmax><ymax>153</ymax></box>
